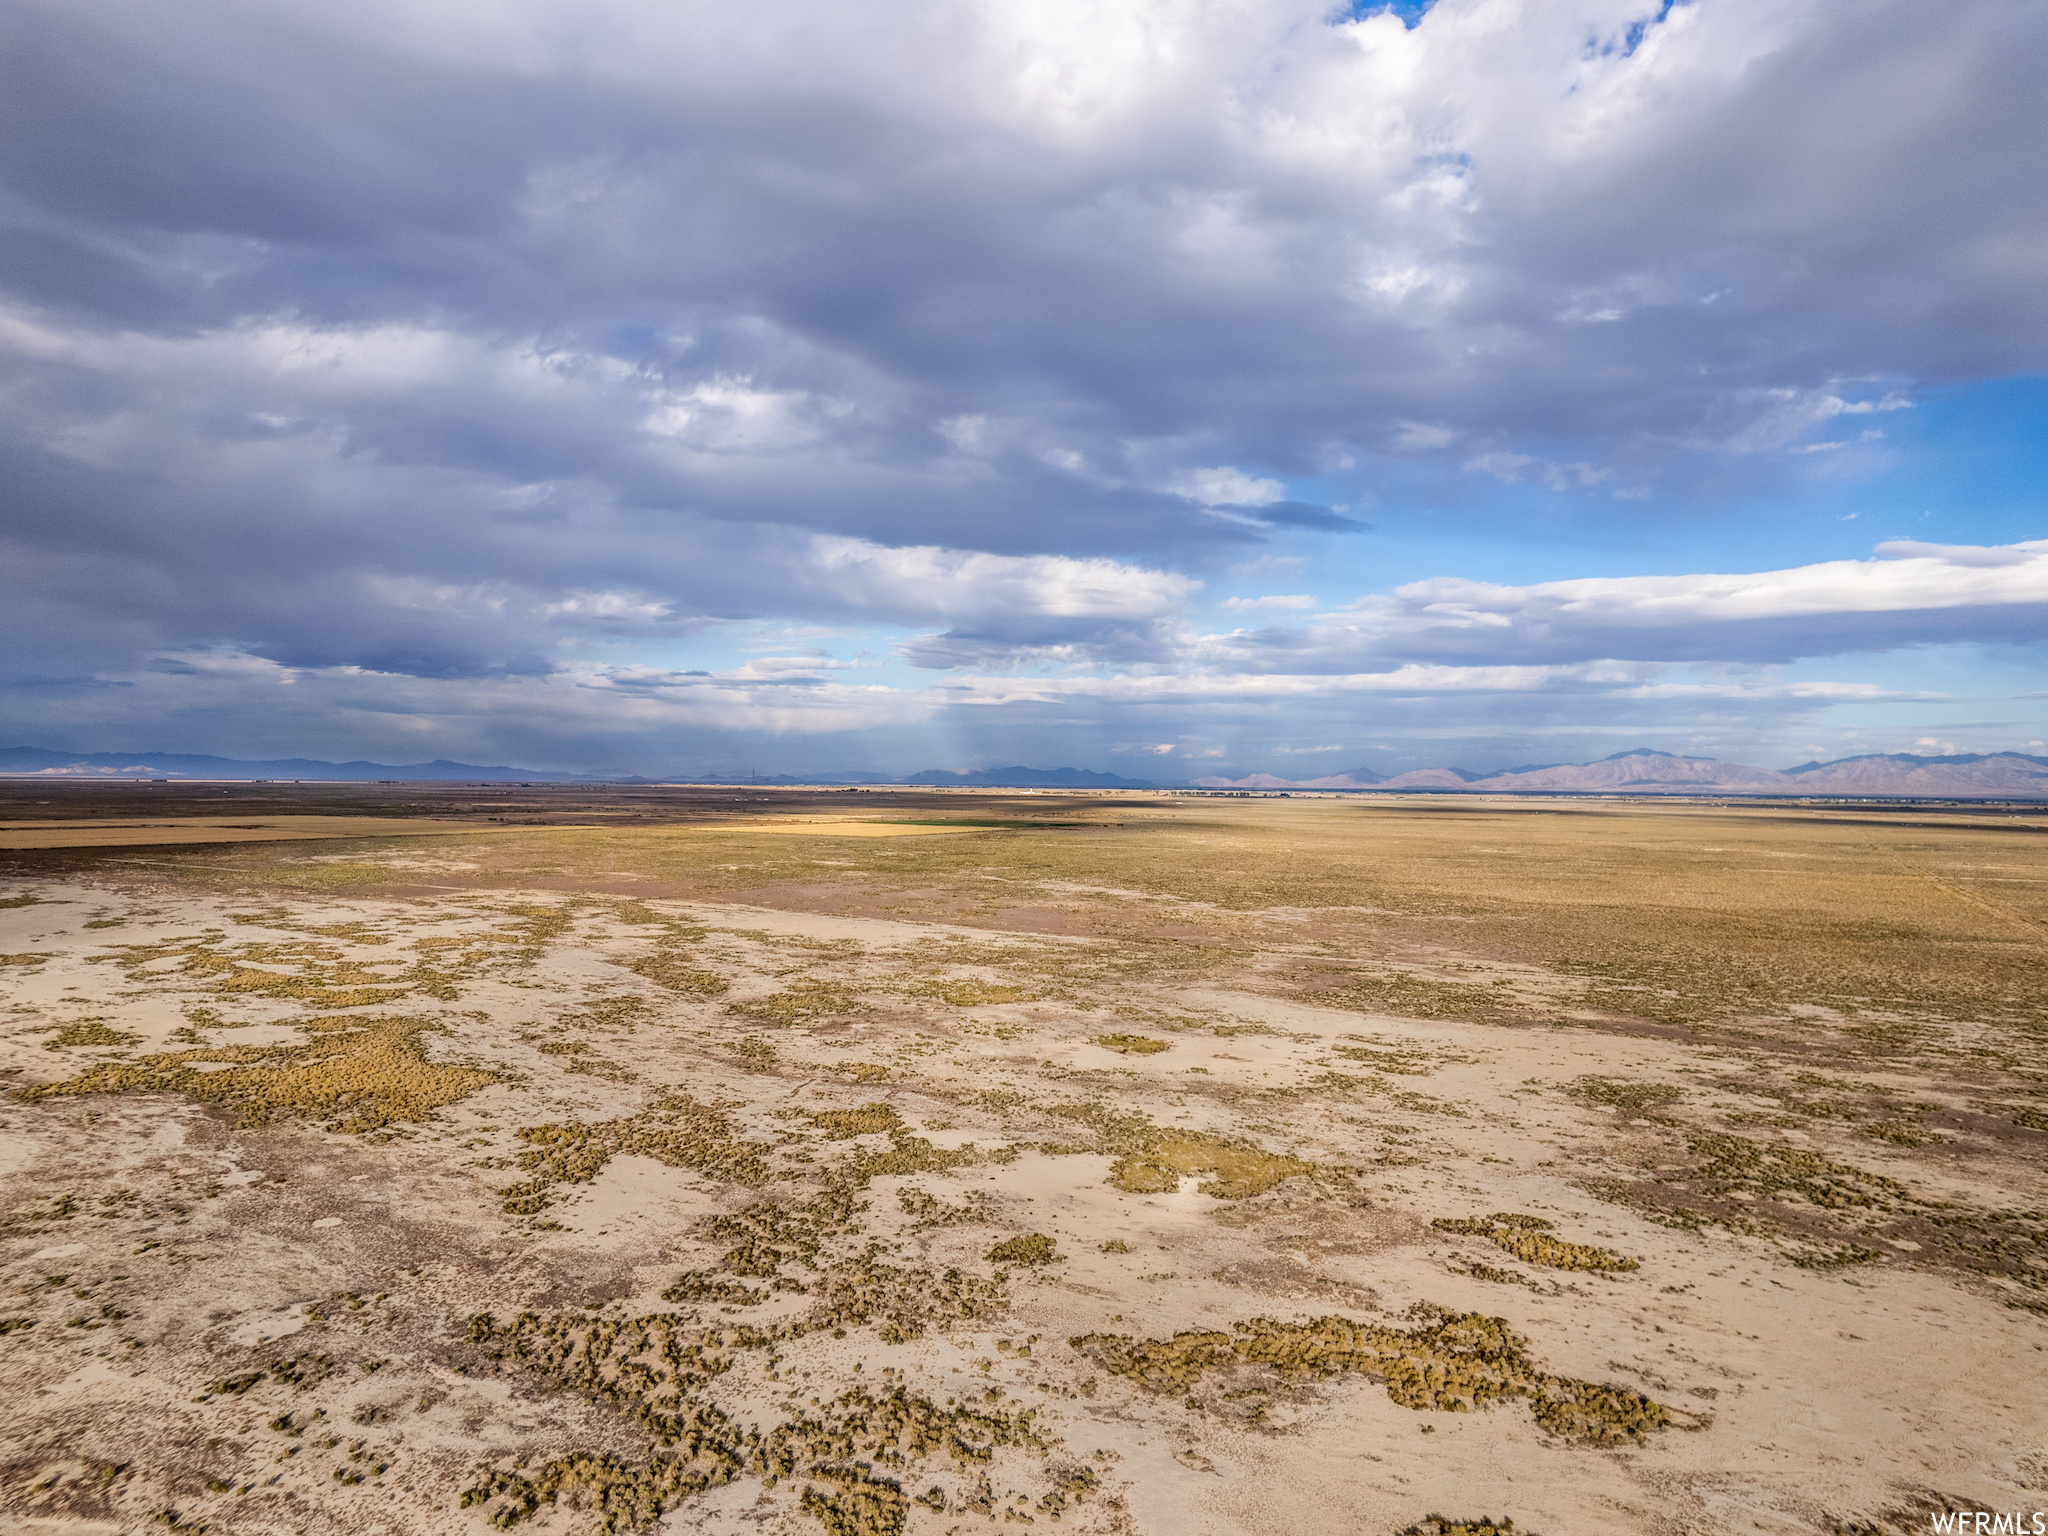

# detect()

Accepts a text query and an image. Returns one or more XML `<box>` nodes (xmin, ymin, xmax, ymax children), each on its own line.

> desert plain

<box><xmin>0</xmin><ymin>780</ymin><xmax>2044</xmax><ymax>1536</ymax></box>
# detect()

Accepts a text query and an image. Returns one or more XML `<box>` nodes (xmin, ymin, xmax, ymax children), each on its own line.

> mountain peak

<box><xmin>1185</xmin><ymin>748</ymin><xmax>2048</xmax><ymax>798</ymax></box>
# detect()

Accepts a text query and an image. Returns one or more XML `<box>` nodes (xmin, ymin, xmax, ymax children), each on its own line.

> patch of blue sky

<box><xmin>1343</xmin><ymin>0</ymin><xmax>1683</xmax><ymax>54</ymax></box>
<box><xmin>1342</xmin><ymin>1</ymin><xmax>1436</xmax><ymax>27</ymax></box>
<box><xmin>1776</xmin><ymin>641</ymin><xmax>2048</xmax><ymax>706</ymax></box>
<box><xmin>1271</xmin><ymin>374</ymin><xmax>2048</xmax><ymax>595</ymax></box>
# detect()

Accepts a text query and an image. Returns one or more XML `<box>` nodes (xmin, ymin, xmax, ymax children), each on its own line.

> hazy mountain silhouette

<box><xmin>1189</xmin><ymin>748</ymin><xmax>2048</xmax><ymax>797</ymax></box>
<box><xmin>9</xmin><ymin>745</ymin><xmax>2046</xmax><ymax>796</ymax></box>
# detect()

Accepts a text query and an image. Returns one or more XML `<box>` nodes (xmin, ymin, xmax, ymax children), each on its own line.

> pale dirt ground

<box><xmin>651</xmin><ymin>820</ymin><xmax>1003</xmax><ymax>838</ymax></box>
<box><xmin>0</xmin><ymin>801</ymin><xmax>2045</xmax><ymax>1536</ymax></box>
<box><xmin>0</xmin><ymin>815</ymin><xmax>975</xmax><ymax>851</ymax></box>
<box><xmin>0</xmin><ymin>819</ymin><xmax>512</xmax><ymax>852</ymax></box>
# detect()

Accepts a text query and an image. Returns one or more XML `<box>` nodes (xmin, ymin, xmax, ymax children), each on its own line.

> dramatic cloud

<box><xmin>1212</xmin><ymin>540</ymin><xmax>2048</xmax><ymax>672</ymax></box>
<box><xmin>2</xmin><ymin>0</ymin><xmax>2043</xmax><ymax>769</ymax></box>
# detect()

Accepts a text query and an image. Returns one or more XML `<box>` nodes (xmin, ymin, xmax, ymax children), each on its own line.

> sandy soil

<box><xmin>0</xmin><ymin>791</ymin><xmax>2043</xmax><ymax>1536</ymax></box>
<box><xmin>0</xmin><ymin>815</ymin><xmax>1013</xmax><ymax>851</ymax></box>
<box><xmin>0</xmin><ymin>818</ymin><xmax>520</xmax><ymax>851</ymax></box>
<box><xmin>660</xmin><ymin>820</ymin><xmax>1002</xmax><ymax>838</ymax></box>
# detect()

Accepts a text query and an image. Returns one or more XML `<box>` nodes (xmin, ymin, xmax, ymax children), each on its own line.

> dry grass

<box><xmin>3</xmin><ymin>786</ymin><xmax>2045</xmax><ymax>1536</ymax></box>
<box><xmin>0</xmin><ymin>816</ymin><xmax>509</xmax><ymax>851</ymax></box>
<box><xmin>501</xmin><ymin>1094</ymin><xmax>771</xmax><ymax>1213</ymax></box>
<box><xmin>1093</xmin><ymin>1033</ymin><xmax>1169</xmax><ymax>1054</ymax></box>
<box><xmin>625</xmin><ymin>950</ymin><xmax>728</xmax><ymax>996</ymax></box>
<box><xmin>18</xmin><ymin>1014</ymin><xmax>497</xmax><ymax>1133</ymax></box>
<box><xmin>464</xmin><ymin>1305</ymin><xmax>1050</xmax><ymax>1534</ymax></box>
<box><xmin>1072</xmin><ymin>1305</ymin><xmax>1674</xmax><ymax>1444</ymax></box>
<box><xmin>1431</xmin><ymin>1215</ymin><xmax>1639</xmax><ymax>1273</ymax></box>
<box><xmin>729</xmin><ymin>982</ymin><xmax>864</xmax><ymax>1029</ymax></box>
<box><xmin>810</xmin><ymin>1103</ymin><xmax>903</xmax><ymax>1139</ymax></box>
<box><xmin>1039</xmin><ymin>1100</ymin><xmax>1319</xmax><ymax>1199</ymax></box>
<box><xmin>986</xmin><ymin>1233</ymin><xmax>1059</xmax><ymax>1266</ymax></box>
<box><xmin>1107</xmin><ymin>1132</ymin><xmax>1315</xmax><ymax>1199</ymax></box>
<box><xmin>52</xmin><ymin>793</ymin><xmax>2043</xmax><ymax>1051</ymax></box>
<box><xmin>911</xmin><ymin>977</ymin><xmax>1031</xmax><ymax>1007</ymax></box>
<box><xmin>43</xmin><ymin>1018</ymin><xmax>136</xmax><ymax>1049</ymax></box>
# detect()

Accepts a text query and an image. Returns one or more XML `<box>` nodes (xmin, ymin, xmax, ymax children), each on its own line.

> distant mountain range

<box><xmin>0</xmin><ymin>747</ymin><xmax>604</xmax><ymax>783</ymax></box>
<box><xmin>1187</xmin><ymin>747</ymin><xmax>2048</xmax><ymax>798</ymax></box>
<box><xmin>5</xmin><ymin>744</ymin><xmax>2046</xmax><ymax>797</ymax></box>
<box><xmin>0</xmin><ymin>747</ymin><xmax>1156</xmax><ymax>790</ymax></box>
<box><xmin>896</xmin><ymin>765</ymin><xmax>1154</xmax><ymax>788</ymax></box>
<box><xmin>649</xmin><ymin>766</ymin><xmax>1158</xmax><ymax>788</ymax></box>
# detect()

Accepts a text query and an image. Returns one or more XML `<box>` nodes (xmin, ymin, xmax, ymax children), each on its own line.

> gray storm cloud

<box><xmin>1</xmin><ymin>0</ymin><xmax>2044</xmax><ymax>759</ymax></box>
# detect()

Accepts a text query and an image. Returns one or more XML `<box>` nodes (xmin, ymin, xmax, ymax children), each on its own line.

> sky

<box><xmin>2</xmin><ymin>0</ymin><xmax>2045</xmax><ymax>779</ymax></box>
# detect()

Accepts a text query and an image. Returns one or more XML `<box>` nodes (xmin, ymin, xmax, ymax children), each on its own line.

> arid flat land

<box><xmin>1</xmin><ymin>782</ymin><xmax>2045</xmax><ymax>1536</ymax></box>
<box><xmin>0</xmin><ymin>818</ymin><xmax>536</xmax><ymax>852</ymax></box>
<box><xmin>0</xmin><ymin>817</ymin><xmax>983</xmax><ymax>852</ymax></box>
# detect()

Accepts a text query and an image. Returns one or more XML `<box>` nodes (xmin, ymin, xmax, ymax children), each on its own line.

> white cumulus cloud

<box><xmin>1166</xmin><ymin>467</ymin><xmax>1287</xmax><ymax>507</ymax></box>
<box><xmin>1221</xmin><ymin>594</ymin><xmax>1316</xmax><ymax>610</ymax></box>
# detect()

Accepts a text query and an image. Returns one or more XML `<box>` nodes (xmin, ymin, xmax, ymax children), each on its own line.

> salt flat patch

<box><xmin>911</xmin><ymin>1128</ymin><xmax>983</xmax><ymax>1152</ymax></box>
<box><xmin>50</xmin><ymin>1358</ymin><xmax>132</xmax><ymax>1394</ymax></box>
<box><xmin>231</xmin><ymin>1302</ymin><xmax>312</xmax><ymax>1345</ymax></box>
<box><xmin>519</xmin><ymin>1151</ymin><xmax>741</xmax><ymax>1260</ymax></box>
<box><xmin>2</xmin><ymin>800</ymin><xmax>2045</xmax><ymax>1533</ymax></box>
